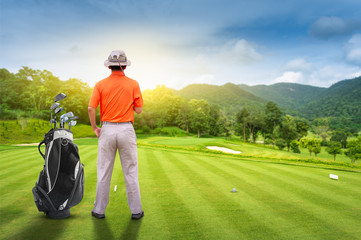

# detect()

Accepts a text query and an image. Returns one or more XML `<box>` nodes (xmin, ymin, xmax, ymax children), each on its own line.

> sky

<box><xmin>1</xmin><ymin>0</ymin><xmax>361</xmax><ymax>91</ymax></box>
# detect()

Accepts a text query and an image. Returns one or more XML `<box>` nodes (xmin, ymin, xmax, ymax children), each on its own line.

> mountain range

<box><xmin>175</xmin><ymin>76</ymin><xmax>361</xmax><ymax>129</ymax></box>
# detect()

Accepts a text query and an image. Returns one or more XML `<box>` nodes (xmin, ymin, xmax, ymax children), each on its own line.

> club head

<box><xmin>55</xmin><ymin>107</ymin><xmax>64</xmax><ymax>115</ymax></box>
<box><xmin>59</xmin><ymin>114</ymin><xmax>67</xmax><ymax>128</ymax></box>
<box><xmin>69</xmin><ymin>120</ymin><xmax>77</xmax><ymax>130</ymax></box>
<box><xmin>65</xmin><ymin>112</ymin><xmax>74</xmax><ymax>118</ymax></box>
<box><xmin>49</xmin><ymin>119</ymin><xmax>57</xmax><ymax>129</ymax></box>
<box><xmin>51</xmin><ymin>102</ymin><xmax>60</xmax><ymax>110</ymax></box>
<box><xmin>54</xmin><ymin>93</ymin><xmax>67</xmax><ymax>102</ymax></box>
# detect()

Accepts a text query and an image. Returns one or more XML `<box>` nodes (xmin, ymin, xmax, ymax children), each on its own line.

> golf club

<box><xmin>54</xmin><ymin>107</ymin><xmax>64</xmax><ymax>128</ymax></box>
<box><xmin>63</xmin><ymin>112</ymin><xmax>74</xmax><ymax>128</ymax></box>
<box><xmin>59</xmin><ymin>112</ymin><xmax>74</xmax><ymax>128</ymax></box>
<box><xmin>50</xmin><ymin>119</ymin><xmax>56</xmax><ymax>129</ymax></box>
<box><xmin>50</xmin><ymin>93</ymin><xmax>66</xmax><ymax>129</ymax></box>
<box><xmin>50</xmin><ymin>103</ymin><xmax>60</xmax><ymax>128</ymax></box>
<box><xmin>69</xmin><ymin>120</ymin><xmax>77</xmax><ymax>130</ymax></box>
<box><xmin>69</xmin><ymin>116</ymin><xmax>79</xmax><ymax>121</ymax></box>
<box><xmin>59</xmin><ymin>114</ymin><xmax>66</xmax><ymax>128</ymax></box>
<box><xmin>54</xmin><ymin>93</ymin><xmax>67</xmax><ymax>102</ymax></box>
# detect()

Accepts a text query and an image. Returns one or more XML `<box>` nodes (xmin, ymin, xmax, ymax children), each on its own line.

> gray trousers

<box><xmin>93</xmin><ymin>122</ymin><xmax>142</xmax><ymax>215</ymax></box>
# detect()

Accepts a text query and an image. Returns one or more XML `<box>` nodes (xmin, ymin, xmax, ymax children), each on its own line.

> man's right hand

<box><xmin>94</xmin><ymin>127</ymin><xmax>101</xmax><ymax>138</ymax></box>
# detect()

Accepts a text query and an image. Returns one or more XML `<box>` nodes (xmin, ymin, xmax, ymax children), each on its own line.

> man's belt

<box><xmin>102</xmin><ymin>121</ymin><xmax>131</xmax><ymax>125</ymax></box>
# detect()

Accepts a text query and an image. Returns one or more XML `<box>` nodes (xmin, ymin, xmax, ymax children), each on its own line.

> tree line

<box><xmin>1</xmin><ymin>67</ymin><xmax>360</xmax><ymax>163</ymax></box>
<box><xmin>0</xmin><ymin>67</ymin><xmax>91</xmax><ymax>123</ymax></box>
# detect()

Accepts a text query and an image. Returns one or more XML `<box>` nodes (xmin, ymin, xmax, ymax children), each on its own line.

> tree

<box><xmin>236</xmin><ymin>108</ymin><xmax>250</xmax><ymax>142</ymax></box>
<box><xmin>245</xmin><ymin>109</ymin><xmax>264</xmax><ymax>144</ymax></box>
<box><xmin>275</xmin><ymin>115</ymin><xmax>299</xmax><ymax>151</ymax></box>
<box><xmin>275</xmin><ymin>139</ymin><xmax>286</xmax><ymax>150</ymax></box>
<box><xmin>300</xmin><ymin>137</ymin><xmax>322</xmax><ymax>157</ymax></box>
<box><xmin>177</xmin><ymin>100</ymin><xmax>191</xmax><ymax>133</ymax></box>
<box><xmin>264</xmin><ymin>101</ymin><xmax>283</xmax><ymax>148</ymax></box>
<box><xmin>208</xmin><ymin>104</ymin><xmax>221</xmax><ymax>136</ymax></box>
<box><xmin>290</xmin><ymin>140</ymin><xmax>301</xmax><ymax>153</ymax></box>
<box><xmin>326</xmin><ymin>141</ymin><xmax>342</xmax><ymax>160</ymax></box>
<box><xmin>188</xmin><ymin>99</ymin><xmax>210</xmax><ymax>138</ymax></box>
<box><xmin>0</xmin><ymin>68</ymin><xmax>29</xmax><ymax>110</ymax></box>
<box><xmin>330</xmin><ymin>130</ymin><xmax>348</xmax><ymax>148</ymax></box>
<box><xmin>314</xmin><ymin>125</ymin><xmax>329</xmax><ymax>146</ymax></box>
<box><xmin>218</xmin><ymin>110</ymin><xmax>232</xmax><ymax>139</ymax></box>
<box><xmin>140</xmin><ymin>85</ymin><xmax>183</xmax><ymax>129</ymax></box>
<box><xmin>294</xmin><ymin>117</ymin><xmax>309</xmax><ymax>139</ymax></box>
<box><xmin>312</xmin><ymin>143</ymin><xmax>322</xmax><ymax>157</ymax></box>
<box><xmin>300</xmin><ymin>137</ymin><xmax>312</xmax><ymax>156</ymax></box>
<box><xmin>312</xmin><ymin>118</ymin><xmax>330</xmax><ymax>146</ymax></box>
<box><xmin>345</xmin><ymin>136</ymin><xmax>361</xmax><ymax>163</ymax></box>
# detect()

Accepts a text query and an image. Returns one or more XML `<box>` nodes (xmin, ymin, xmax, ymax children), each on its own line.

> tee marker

<box><xmin>329</xmin><ymin>174</ymin><xmax>338</xmax><ymax>180</ymax></box>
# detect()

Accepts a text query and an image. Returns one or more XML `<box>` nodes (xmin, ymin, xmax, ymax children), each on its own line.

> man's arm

<box><xmin>88</xmin><ymin>106</ymin><xmax>101</xmax><ymax>138</ymax></box>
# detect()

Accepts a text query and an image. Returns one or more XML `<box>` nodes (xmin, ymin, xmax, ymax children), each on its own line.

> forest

<box><xmin>1</xmin><ymin>67</ymin><xmax>360</xmax><ymax>162</ymax></box>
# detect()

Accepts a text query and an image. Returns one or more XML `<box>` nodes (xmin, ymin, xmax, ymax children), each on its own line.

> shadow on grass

<box><xmin>120</xmin><ymin>219</ymin><xmax>142</xmax><ymax>240</ymax></box>
<box><xmin>93</xmin><ymin>217</ymin><xmax>115</xmax><ymax>240</ymax></box>
<box><xmin>10</xmin><ymin>214</ymin><xmax>68</xmax><ymax>240</ymax></box>
<box><xmin>92</xmin><ymin>217</ymin><xmax>142</xmax><ymax>240</ymax></box>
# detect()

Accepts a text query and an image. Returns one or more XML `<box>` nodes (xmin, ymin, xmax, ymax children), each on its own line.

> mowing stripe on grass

<box><xmin>227</xmin><ymin>159</ymin><xmax>360</xmax><ymax>238</ymax></box>
<box><xmin>165</xmin><ymin>151</ymin><xmax>279</xmax><ymax>239</ymax></box>
<box><xmin>0</xmin><ymin>145</ymin><xmax>98</xmax><ymax>239</ymax></box>
<box><xmin>140</xmin><ymin>148</ymin><xmax>207</xmax><ymax>240</ymax></box>
<box><xmin>262</xmin><ymin>162</ymin><xmax>361</xmax><ymax>204</ymax></box>
<box><xmin>167</xmin><ymin>151</ymin><xmax>297</xmax><ymax>240</ymax></box>
<box><xmin>242</xmin><ymin>162</ymin><xmax>361</xmax><ymax>235</ymax></box>
<box><xmin>193</xmin><ymin>154</ymin><xmax>361</xmax><ymax>239</ymax></box>
<box><xmin>1</xmin><ymin>143</ymin><xmax>361</xmax><ymax>240</ymax></box>
<box><xmin>0</xmin><ymin>158</ymin><xmax>39</xmax><ymax>181</ymax></box>
<box><xmin>0</xmin><ymin>148</ymin><xmax>39</xmax><ymax>170</ymax></box>
<box><xmin>156</xmin><ymin>150</ymin><xmax>245</xmax><ymax>240</ymax></box>
<box><xmin>183</xmin><ymin>154</ymin><xmax>335</xmax><ymax>238</ymax></box>
<box><xmin>265</xmin><ymin>162</ymin><xmax>361</xmax><ymax>196</ymax></box>
<box><xmin>0</xmin><ymin>145</ymin><xmax>99</xmax><ymax>193</ymax></box>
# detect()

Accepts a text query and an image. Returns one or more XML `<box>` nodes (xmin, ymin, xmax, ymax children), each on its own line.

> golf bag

<box><xmin>32</xmin><ymin>128</ymin><xmax>84</xmax><ymax>219</ymax></box>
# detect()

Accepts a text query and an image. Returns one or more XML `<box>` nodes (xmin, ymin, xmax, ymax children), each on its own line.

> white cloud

<box><xmin>344</xmin><ymin>34</ymin><xmax>361</xmax><ymax>65</ymax></box>
<box><xmin>346</xmin><ymin>48</ymin><xmax>361</xmax><ymax>64</ymax></box>
<box><xmin>285</xmin><ymin>58</ymin><xmax>313</xmax><ymax>72</ymax></box>
<box><xmin>346</xmin><ymin>71</ymin><xmax>361</xmax><ymax>79</ymax></box>
<box><xmin>307</xmin><ymin>64</ymin><xmax>361</xmax><ymax>86</ymax></box>
<box><xmin>309</xmin><ymin>16</ymin><xmax>361</xmax><ymax>39</ymax></box>
<box><xmin>274</xmin><ymin>71</ymin><xmax>303</xmax><ymax>83</ymax></box>
<box><xmin>193</xmin><ymin>74</ymin><xmax>217</xmax><ymax>84</ymax></box>
<box><xmin>218</xmin><ymin>39</ymin><xmax>263</xmax><ymax>64</ymax></box>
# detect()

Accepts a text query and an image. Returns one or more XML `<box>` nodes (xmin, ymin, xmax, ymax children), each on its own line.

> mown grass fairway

<box><xmin>1</xmin><ymin>137</ymin><xmax>361</xmax><ymax>240</ymax></box>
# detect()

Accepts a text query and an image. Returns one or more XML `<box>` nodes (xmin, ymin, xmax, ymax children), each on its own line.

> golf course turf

<box><xmin>1</xmin><ymin>137</ymin><xmax>360</xmax><ymax>240</ymax></box>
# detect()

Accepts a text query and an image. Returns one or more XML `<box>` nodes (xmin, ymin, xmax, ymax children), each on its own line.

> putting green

<box><xmin>1</xmin><ymin>140</ymin><xmax>360</xmax><ymax>240</ymax></box>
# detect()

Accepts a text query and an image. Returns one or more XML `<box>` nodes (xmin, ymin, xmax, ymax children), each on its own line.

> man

<box><xmin>88</xmin><ymin>50</ymin><xmax>144</xmax><ymax>220</ymax></box>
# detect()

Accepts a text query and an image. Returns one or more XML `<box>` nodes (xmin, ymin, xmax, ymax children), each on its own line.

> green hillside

<box><xmin>304</xmin><ymin>77</ymin><xmax>361</xmax><ymax>127</ymax></box>
<box><xmin>238</xmin><ymin>83</ymin><xmax>326</xmax><ymax>114</ymax></box>
<box><xmin>175</xmin><ymin>77</ymin><xmax>361</xmax><ymax>130</ymax></box>
<box><xmin>175</xmin><ymin>83</ymin><xmax>267</xmax><ymax>114</ymax></box>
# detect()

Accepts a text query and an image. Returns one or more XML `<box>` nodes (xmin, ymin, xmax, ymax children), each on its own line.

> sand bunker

<box><xmin>206</xmin><ymin>146</ymin><xmax>241</xmax><ymax>154</ymax></box>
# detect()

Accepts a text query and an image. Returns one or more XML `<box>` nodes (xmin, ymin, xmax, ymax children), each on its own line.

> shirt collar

<box><xmin>111</xmin><ymin>71</ymin><xmax>125</xmax><ymax>77</ymax></box>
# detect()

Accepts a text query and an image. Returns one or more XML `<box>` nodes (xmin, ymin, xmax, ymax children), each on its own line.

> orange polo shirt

<box><xmin>89</xmin><ymin>71</ymin><xmax>143</xmax><ymax>123</ymax></box>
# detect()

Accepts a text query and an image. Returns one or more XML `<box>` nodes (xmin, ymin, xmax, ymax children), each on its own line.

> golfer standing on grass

<box><xmin>88</xmin><ymin>50</ymin><xmax>144</xmax><ymax>220</ymax></box>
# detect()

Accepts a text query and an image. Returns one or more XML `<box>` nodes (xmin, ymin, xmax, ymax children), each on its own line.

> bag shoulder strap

<box><xmin>38</xmin><ymin>140</ymin><xmax>46</xmax><ymax>160</ymax></box>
